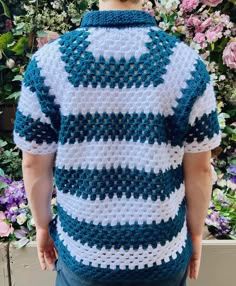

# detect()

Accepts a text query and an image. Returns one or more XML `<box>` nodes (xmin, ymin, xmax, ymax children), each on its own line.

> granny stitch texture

<box><xmin>13</xmin><ymin>10</ymin><xmax>221</xmax><ymax>283</ymax></box>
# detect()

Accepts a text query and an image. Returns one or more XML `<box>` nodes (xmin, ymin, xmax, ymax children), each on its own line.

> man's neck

<box><xmin>99</xmin><ymin>0</ymin><xmax>142</xmax><ymax>11</ymax></box>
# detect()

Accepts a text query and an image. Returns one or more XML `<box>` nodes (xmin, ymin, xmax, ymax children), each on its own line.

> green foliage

<box><xmin>0</xmin><ymin>138</ymin><xmax>22</xmax><ymax>180</ymax></box>
<box><xmin>0</xmin><ymin>0</ymin><xmax>11</xmax><ymax>18</ymax></box>
<box><xmin>0</xmin><ymin>32</ymin><xmax>13</xmax><ymax>50</ymax></box>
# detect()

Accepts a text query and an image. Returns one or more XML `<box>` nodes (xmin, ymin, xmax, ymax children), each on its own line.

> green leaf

<box><xmin>71</xmin><ymin>16</ymin><xmax>82</xmax><ymax>24</ymax></box>
<box><xmin>224</xmin><ymin>126</ymin><xmax>236</xmax><ymax>135</ymax></box>
<box><xmin>36</xmin><ymin>31</ymin><xmax>48</xmax><ymax>38</ymax></box>
<box><xmin>231</xmin><ymin>134</ymin><xmax>236</xmax><ymax>142</ymax></box>
<box><xmin>15</xmin><ymin>23</ymin><xmax>25</xmax><ymax>30</ymax></box>
<box><xmin>26</xmin><ymin>219</ymin><xmax>33</xmax><ymax>231</ymax></box>
<box><xmin>11</xmin><ymin>37</ymin><xmax>28</xmax><ymax>55</ymax></box>
<box><xmin>0</xmin><ymin>0</ymin><xmax>11</xmax><ymax>18</ymax></box>
<box><xmin>228</xmin><ymin>0</ymin><xmax>236</xmax><ymax>5</ymax></box>
<box><xmin>0</xmin><ymin>65</ymin><xmax>7</xmax><ymax>71</ymax></box>
<box><xmin>0</xmin><ymin>139</ymin><xmax>7</xmax><ymax>147</ymax></box>
<box><xmin>0</xmin><ymin>32</ymin><xmax>14</xmax><ymax>50</ymax></box>
<box><xmin>3</xmin><ymin>83</ymin><xmax>12</xmax><ymax>92</ymax></box>
<box><xmin>0</xmin><ymin>181</ymin><xmax>8</xmax><ymax>190</ymax></box>
<box><xmin>229</xmin><ymin>158</ymin><xmax>236</xmax><ymax>165</ymax></box>
<box><xmin>12</xmin><ymin>75</ymin><xmax>23</xmax><ymax>81</ymax></box>
<box><xmin>0</xmin><ymin>168</ymin><xmax>5</xmax><ymax>176</ymax></box>
<box><xmin>6</xmin><ymin>91</ymin><xmax>20</xmax><ymax>100</ymax></box>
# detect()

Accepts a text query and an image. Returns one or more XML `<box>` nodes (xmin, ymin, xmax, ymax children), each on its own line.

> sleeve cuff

<box><xmin>13</xmin><ymin>132</ymin><xmax>58</xmax><ymax>154</ymax></box>
<box><xmin>184</xmin><ymin>133</ymin><xmax>221</xmax><ymax>153</ymax></box>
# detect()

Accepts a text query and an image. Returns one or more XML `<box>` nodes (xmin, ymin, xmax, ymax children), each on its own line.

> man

<box><xmin>13</xmin><ymin>0</ymin><xmax>221</xmax><ymax>285</ymax></box>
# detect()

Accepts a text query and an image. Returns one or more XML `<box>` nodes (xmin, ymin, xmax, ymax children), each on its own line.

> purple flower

<box><xmin>0</xmin><ymin>176</ymin><xmax>12</xmax><ymax>184</ymax></box>
<box><xmin>205</xmin><ymin>211</ymin><xmax>220</xmax><ymax>228</ymax></box>
<box><xmin>228</xmin><ymin>165</ymin><xmax>236</xmax><ymax>175</ymax></box>
<box><xmin>0</xmin><ymin>179</ymin><xmax>28</xmax><ymax>223</ymax></box>
<box><xmin>218</xmin><ymin>216</ymin><xmax>231</xmax><ymax>235</ymax></box>
<box><xmin>231</xmin><ymin>175</ymin><xmax>236</xmax><ymax>184</ymax></box>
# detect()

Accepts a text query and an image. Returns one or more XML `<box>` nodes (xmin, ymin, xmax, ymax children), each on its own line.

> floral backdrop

<box><xmin>0</xmin><ymin>0</ymin><xmax>235</xmax><ymax>246</ymax></box>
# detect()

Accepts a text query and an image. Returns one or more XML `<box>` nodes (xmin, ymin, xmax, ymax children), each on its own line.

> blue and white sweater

<box><xmin>13</xmin><ymin>10</ymin><xmax>221</xmax><ymax>283</ymax></box>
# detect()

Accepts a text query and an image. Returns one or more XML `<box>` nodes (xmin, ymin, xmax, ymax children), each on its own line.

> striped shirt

<box><xmin>13</xmin><ymin>10</ymin><xmax>221</xmax><ymax>284</ymax></box>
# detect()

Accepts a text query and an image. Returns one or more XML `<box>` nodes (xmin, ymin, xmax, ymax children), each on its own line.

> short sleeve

<box><xmin>184</xmin><ymin>80</ymin><xmax>221</xmax><ymax>153</ymax></box>
<box><xmin>13</xmin><ymin>53</ymin><xmax>60</xmax><ymax>154</ymax></box>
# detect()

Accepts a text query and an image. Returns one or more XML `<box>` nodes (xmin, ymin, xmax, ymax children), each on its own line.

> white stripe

<box><xmin>35</xmin><ymin>39</ymin><xmax>71</xmax><ymax>105</ymax></box>
<box><xmin>59</xmin><ymin>41</ymin><xmax>198</xmax><ymax>117</ymax></box>
<box><xmin>86</xmin><ymin>28</ymin><xmax>152</xmax><ymax>61</ymax></box>
<box><xmin>36</xmin><ymin>32</ymin><xmax>199</xmax><ymax>118</ymax></box>
<box><xmin>57</xmin><ymin>184</ymin><xmax>185</xmax><ymax>226</ymax></box>
<box><xmin>13</xmin><ymin>132</ymin><xmax>57</xmax><ymax>154</ymax></box>
<box><xmin>57</xmin><ymin>220</ymin><xmax>187</xmax><ymax>270</ymax></box>
<box><xmin>184</xmin><ymin>133</ymin><xmax>221</xmax><ymax>153</ymax></box>
<box><xmin>56</xmin><ymin>140</ymin><xmax>183</xmax><ymax>173</ymax></box>
<box><xmin>59</xmin><ymin>85</ymin><xmax>179</xmax><ymax>117</ymax></box>
<box><xmin>18</xmin><ymin>85</ymin><xmax>51</xmax><ymax>124</ymax></box>
<box><xmin>188</xmin><ymin>82</ymin><xmax>217</xmax><ymax>126</ymax></box>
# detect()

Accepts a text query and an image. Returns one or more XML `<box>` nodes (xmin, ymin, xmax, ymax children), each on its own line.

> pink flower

<box><xmin>180</xmin><ymin>0</ymin><xmax>199</xmax><ymax>12</ymax></box>
<box><xmin>201</xmin><ymin>51</ymin><xmax>210</xmax><ymax>60</ymax></box>
<box><xmin>206</xmin><ymin>30</ymin><xmax>220</xmax><ymax>42</ymax></box>
<box><xmin>200</xmin><ymin>18</ymin><xmax>213</xmax><ymax>31</ymax></box>
<box><xmin>187</xmin><ymin>15</ymin><xmax>201</xmax><ymax>27</ymax></box>
<box><xmin>193</xmin><ymin>32</ymin><xmax>206</xmax><ymax>45</ymax></box>
<box><xmin>0</xmin><ymin>211</ymin><xmax>14</xmax><ymax>237</ymax></box>
<box><xmin>223</xmin><ymin>40</ymin><xmax>236</xmax><ymax>69</ymax></box>
<box><xmin>202</xmin><ymin>0</ymin><xmax>223</xmax><ymax>7</ymax></box>
<box><xmin>36</xmin><ymin>31</ymin><xmax>60</xmax><ymax>48</ymax></box>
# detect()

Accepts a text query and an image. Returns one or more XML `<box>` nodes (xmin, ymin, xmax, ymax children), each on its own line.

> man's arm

<box><xmin>183</xmin><ymin>151</ymin><xmax>213</xmax><ymax>280</ymax></box>
<box><xmin>22</xmin><ymin>151</ymin><xmax>57</xmax><ymax>271</ymax></box>
<box><xmin>22</xmin><ymin>151</ymin><xmax>55</xmax><ymax>229</ymax></box>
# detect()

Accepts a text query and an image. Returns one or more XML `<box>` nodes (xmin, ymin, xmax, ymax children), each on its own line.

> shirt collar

<box><xmin>80</xmin><ymin>10</ymin><xmax>157</xmax><ymax>28</ymax></box>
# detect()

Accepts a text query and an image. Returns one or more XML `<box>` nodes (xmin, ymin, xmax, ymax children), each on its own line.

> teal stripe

<box><xmin>173</xmin><ymin>58</ymin><xmax>211</xmax><ymax>140</ymax></box>
<box><xmin>49</xmin><ymin>217</ymin><xmax>193</xmax><ymax>282</ymax></box>
<box><xmin>59</xmin><ymin>29</ymin><xmax>179</xmax><ymax>89</ymax></box>
<box><xmin>80</xmin><ymin>10</ymin><xmax>157</xmax><ymax>28</ymax></box>
<box><xmin>57</xmin><ymin>200</ymin><xmax>186</xmax><ymax>250</ymax></box>
<box><xmin>55</xmin><ymin>165</ymin><xmax>183</xmax><ymax>202</ymax></box>
<box><xmin>59</xmin><ymin>112</ymin><xmax>182</xmax><ymax>146</ymax></box>
<box><xmin>23</xmin><ymin>58</ymin><xmax>60</xmax><ymax>132</ymax></box>
<box><xmin>14</xmin><ymin>110</ymin><xmax>58</xmax><ymax>144</ymax></box>
<box><xmin>185</xmin><ymin>109</ymin><xmax>220</xmax><ymax>143</ymax></box>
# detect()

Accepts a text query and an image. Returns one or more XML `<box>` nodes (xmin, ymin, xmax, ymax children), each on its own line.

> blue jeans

<box><xmin>55</xmin><ymin>257</ymin><xmax>188</xmax><ymax>286</ymax></box>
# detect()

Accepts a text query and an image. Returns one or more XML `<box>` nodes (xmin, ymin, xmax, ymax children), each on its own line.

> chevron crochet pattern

<box><xmin>13</xmin><ymin>9</ymin><xmax>221</xmax><ymax>284</ymax></box>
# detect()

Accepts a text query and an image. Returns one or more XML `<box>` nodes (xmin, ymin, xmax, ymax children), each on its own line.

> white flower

<box><xmin>219</xmin><ymin>75</ymin><xmax>226</xmax><ymax>81</ymax></box>
<box><xmin>218</xmin><ymin>114</ymin><xmax>226</xmax><ymax>129</ymax></box>
<box><xmin>217</xmin><ymin>179</ymin><xmax>227</xmax><ymax>188</ymax></box>
<box><xmin>16</xmin><ymin>213</ymin><xmax>27</xmax><ymax>225</ymax></box>
<box><xmin>51</xmin><ymin>198</ymin><xmax>57</xmax><ymax>206</ymax></box>
<box><xmin>189</xmin><ymin>42</ymin><xmax>201</xmax><ymax>52</ymax></box>
<box><xmin>6</xmin><ymin>58</ymin><xmax>15</xmax><ymax>69</ymax></box>
<box><xmin>211</xmin><ymin>165</ymin><xmax>218</xmax><ymax>184</ymax></box>
<box><xmin>30</xmin><ymin>217</ymin><xmax>35</xmax><ymax>227</ymax></box>
<box><xmin>19</xmin><ymin>203</ymin><xmax>26</xmax><ymax>209</ymax></box>
<box><xmin>158</xmin><ymin>0</ymin><xmax>180</xmax><ymax>14</ymax></box>
<box><xmin>226</xmin><ymin>180</ymin><xmax>236</xmax><ymax>190</ymax></box>
<box><xmin>145</xmin><ymin>1</ymin><xmax>153</xmax><ymax>9</ymax></box>
<box><xmin>10</xmin><ymin>206</ymin><xmax>18</xmax><ymax>212</ymax></box>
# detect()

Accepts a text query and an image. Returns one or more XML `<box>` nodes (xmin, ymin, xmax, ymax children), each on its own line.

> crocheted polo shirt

<box><xmin>13</xmin><ymin>10</ymin><xmax>221</xmax><ymax>284</ymax></box>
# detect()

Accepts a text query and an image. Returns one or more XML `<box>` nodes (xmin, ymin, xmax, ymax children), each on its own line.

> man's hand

<box><xmin>188</xmin><ymin>235</ymin><xmax>202</xmax><ymax>280</ymax></box>
<box><xmin>36</xmin><ymin>228</ymin><xmax>58</xmax><ymax>271</ymax></box>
